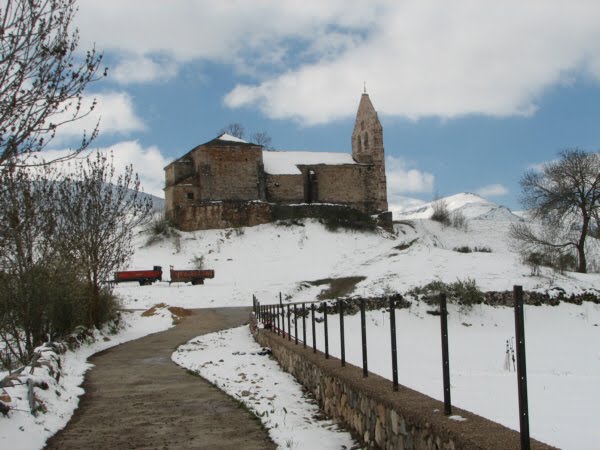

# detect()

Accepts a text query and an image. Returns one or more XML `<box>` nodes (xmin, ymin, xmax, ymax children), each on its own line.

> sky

<box><xmin>44</xmin><ymin>0</ymin><xmax>600</xmax><ymax>212</ymax></box>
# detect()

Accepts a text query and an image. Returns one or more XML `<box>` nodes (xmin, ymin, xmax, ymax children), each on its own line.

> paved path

<box><xmin>45</xmin><ymin>307</ymin><xmax>276</xmax><ymax>450</ymax></box>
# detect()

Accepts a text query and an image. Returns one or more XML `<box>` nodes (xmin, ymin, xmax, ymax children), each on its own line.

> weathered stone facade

<box><xmin>165</xmin><ymin>93</ymin><xmax>388</xmax><ymax>230</ymax></box>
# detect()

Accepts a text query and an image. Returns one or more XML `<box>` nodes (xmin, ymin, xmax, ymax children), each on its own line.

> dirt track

<box><xmin>45</xmin><ymin>307</ymin><xmax>276</xmax><ymax>450</ymax></box>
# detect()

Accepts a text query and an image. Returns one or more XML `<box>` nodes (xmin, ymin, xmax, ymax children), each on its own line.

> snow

<box><xmin>262</xmin><ymin>150</ymin><xmax>357</xmax><ymax>175</ymax></box>
<box><xmin>398</xmin><ymin>192</ymin><xmax>520</xmax><ymax>221</ymax></box>
<box><xmin>218</xmin><ymin>133</ymin><xmax>248</xmax><ymax>143</ymax></box>
<box><xmin>2</xmin><ymin>192</ymin><xmax>599</xmax><ymax>449</ymax></box>
<box><xmin>290</xmin><ymin>300</ymin><xmax>600</xmax><ymax>450</ymax></box>
<box><xmin>173</xmin><ymin>326</ymin><xmax>357</xmax><ymax>450</ymax></box>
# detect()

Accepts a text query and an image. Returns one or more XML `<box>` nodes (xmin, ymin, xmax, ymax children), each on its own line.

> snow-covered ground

<box><xmin>286</xmin><ymin>300</ymin><xmax>600</xmax><ymax>450</ymax></box>
<box><xmin>173</xmin><ymin>325</ymin><xmax>358</xmax><ymax>450</ymax></box>
<box><xmin>1</xmin><ymin>192</ymin><xmax>599</xmax><ymax>449</ymax></box>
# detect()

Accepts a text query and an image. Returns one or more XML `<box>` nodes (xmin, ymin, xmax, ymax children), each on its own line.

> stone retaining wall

<box><xmin>252</xmin><ymin>322</ymin><xmax>557</xmax><ymax>450</ymax></box>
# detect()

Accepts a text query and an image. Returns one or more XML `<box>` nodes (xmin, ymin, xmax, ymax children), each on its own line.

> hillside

<box><xmin>118</xmin><ymin>193</ymin><xmax>599</xmax><ymax>310</ymax></box>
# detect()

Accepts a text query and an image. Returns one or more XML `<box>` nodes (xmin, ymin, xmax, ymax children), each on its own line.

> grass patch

<box><xmin>307</xmin><ymin>276</ymin><xmax>367</xmax><ymax>300</ymax></box>
<box><xmin>394</xmin><ymin>238</ymin><xmax>419</xmax><ymax>251</ymax></box>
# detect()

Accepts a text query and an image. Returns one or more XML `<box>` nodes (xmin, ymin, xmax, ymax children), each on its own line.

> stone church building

<box><xmin>164</xmin><ymin>93</ymin><xmax>388</xmax><ymax>231</ymax></box>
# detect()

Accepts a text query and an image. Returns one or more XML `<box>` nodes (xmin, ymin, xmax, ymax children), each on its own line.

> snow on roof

<box><xmin>262</xmin><ymin>151</ymin><xmax>357</xmax><ymax>175</ymax></box>
<box><xmin>217</xmin><ymin>133</ymin><xmax>248</xmax><ymax>144</ymax></box>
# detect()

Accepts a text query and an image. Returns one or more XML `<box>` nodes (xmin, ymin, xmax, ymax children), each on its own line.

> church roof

<box><xmin>199</xmin><ymin>133</ymin><xmax>256</xmax><ymax>147</ymax></box>
<box><xmin>263</xmin><ymin>150</ymin><xmax>357</xmax><ymax>175</ymax></box>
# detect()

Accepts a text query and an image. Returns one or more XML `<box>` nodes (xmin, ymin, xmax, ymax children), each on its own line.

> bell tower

<box><xmin>352</xmin><ymin>91</ymin><xmax>388</xmax><ymax>212</ymax></box>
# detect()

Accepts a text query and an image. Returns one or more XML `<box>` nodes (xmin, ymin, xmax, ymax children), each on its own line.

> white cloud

<box><xmin>111</xmin><ymin>55</ymin><xmax>180</xmax><ymax>85</ymax></box>
<box><xmin>38</xmin><ymin>141</ymin><xmax>167</xmax><ymax>198</ymax></box>
<box><xmin>386</xmin><ymin>155</ymin><xmax>435</xmax><ymax>194</ymax></box>
<box><xmin>52</xmin><ymin>92</ymin><xmax>146</xmax><ymax>144</ymax></box>
<box><xmin>387</xmin><ymin>195</ymin><xmax>427</xmax><ymax>219</ymax></box>
<box><xmin>475</xmin><ymin>184</ymin><xmax>509</xmax><ymax>197</ymax></box>
<box><xmin>74</xmin><ymin>2</ymin><xmax>600</xmax><ymax>123</ymax></box>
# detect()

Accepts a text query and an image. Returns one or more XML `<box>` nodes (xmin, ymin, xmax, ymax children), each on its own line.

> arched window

<box><xmin>363</xmin><ymin>132</ymin><xmax>369</xmax><ymax>149</ymax></box>
<box><xmin>357</xmin><ymin>136</ymin><xmax>362</xmax><ymax>152</ymax></box>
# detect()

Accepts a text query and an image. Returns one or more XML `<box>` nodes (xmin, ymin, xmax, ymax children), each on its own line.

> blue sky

<box><xmin>48</xmin><ymin>1</ymin><xmax>600</xmax><ymax>212</ymax></box>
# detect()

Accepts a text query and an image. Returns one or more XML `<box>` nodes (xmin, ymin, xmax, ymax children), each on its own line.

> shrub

<box><xmin>431</xmin><ymin>199</ymin><xmax>451</xmax><ymax>226</ymax></box>
<box><xmin>450</xmin><ymin>210</ymin><xmax>468</xmax><ymax>231</ymax></box>
<box><xmin>523</xmin><ymin>249</ymin><xmax>577</xmax><ymax>275</ymax></box>
<box><xmin>453</xmin><ymin>246</ymin><xmax>472</xmax><ymax>253</ymax></box>
<box><xmin>190</xmin><ymin>255</ymin><xmax>205</xmax><ymax>270</ymax></box>
<box><xmin>407</xmin><ymin>278</ymin><xmax>484</xmax><ymax>307</ymax></box>
<box><xmin>143</xmin><ymin>210</ymin><xmax>180</xmax><ymax>246</ymax></box>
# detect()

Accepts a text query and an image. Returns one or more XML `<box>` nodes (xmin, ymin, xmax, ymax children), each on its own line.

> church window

<box><xmin>363</xmin><ymin>132</ymin><xmax>369</xmax><ymax>148</ymax></box>
<box><xmin>357</xmin><ymin>136</ymin><xmax>362</xmax><ymax>152</ymax></box>
<box><xmin>186</xmin><ymin>192</ymin><xmax>194</xmax><ymax>200</ymax></box>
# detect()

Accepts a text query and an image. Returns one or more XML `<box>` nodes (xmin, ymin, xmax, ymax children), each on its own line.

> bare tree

<box><xmin>510</xmin><ymin>149</ymin><xmax>600</xmax><ymax>273</ymax></box>
<box><xmin>251</xmin><ymin>131</ymin><xmax>273</xmax><ymax>150</ymax></box>
<box><xmin>219</xmin><ymin>122</ymin><xmax>245</xmax><ymax>139</ymax></box>
<box><xmin>55</xmin><ymin>152</ymin><xmax>152</xmax><ymax>327</ymax></box>
<box><xmin>0</xmin><ymin>0</ymin><xmax>105</xmax><ymax>165</ymax></box>
<box><xmin>0</xmin><ymin>163</ymin><xmax>88</xmax><ymax>363</ymax></box>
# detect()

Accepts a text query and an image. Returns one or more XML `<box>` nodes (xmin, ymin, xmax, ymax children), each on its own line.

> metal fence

<box><xmin>253</xmin><ymin>286</ymin><xmax>531</xmax><ymax>450</ymax></box>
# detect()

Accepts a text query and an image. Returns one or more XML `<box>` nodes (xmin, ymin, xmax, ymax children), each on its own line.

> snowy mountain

<box><xmin>398</xmin><ymin>192</ymin><xmax>522</xmax><ymax>222</ymax></box>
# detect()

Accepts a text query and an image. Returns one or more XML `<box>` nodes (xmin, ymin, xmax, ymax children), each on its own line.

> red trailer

<box><xmin>169</xmin><ymin>267</ymin><xmax>215</xmax><ymax>285</ymax></box>
<box><xmin>114</xmin><ymin>266</ymin><xmax>162</xmax><ymax>286</ymax></box>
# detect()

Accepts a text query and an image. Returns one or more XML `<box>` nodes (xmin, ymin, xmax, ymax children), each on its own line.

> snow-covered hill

<box><xmin>118</xmin><ymin>193</ymin><xmax>598</xmax><ymax>310</ymax></box>
<box><xmin>398</xmin><ymin>192</ymin><xmax>521</xmax><ymax>222</ymax></box>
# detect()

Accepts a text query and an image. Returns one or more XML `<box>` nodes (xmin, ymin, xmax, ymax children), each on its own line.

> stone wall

<box><xmin>192</xmin><ymin>145</ymin><xmax>264</xmax><ymax>201</ymax></box>
<box><xmin>298</xmin><ymin>164</ymin><xmax>374</xmax><ymax>212</ymax></box>
<box><xmin>265</xmin><ymin>174</ymin><xmax>304</xmax><ymax>202</ymax></box>
<box><xmin>252</xmin><ymin>324</ymin><xmax>557</xmax><ymax>450</ymax></box>
<box><xmin>171</xmin><ymin>201</ymin><xmax>272</xmax><ymax>231</ymax></box>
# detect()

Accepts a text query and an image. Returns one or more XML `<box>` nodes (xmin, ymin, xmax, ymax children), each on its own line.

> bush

<box><xmin>190</xmin><ymin>255</ymin><xmax>205</xmax><ymax>270</ymax></box>
<box><xmin>450</xmin><ymin>210</ymin><xmax>468</xmax><ymax>231</ymax></box>
<box><xmin>431</xmin><ymin>199</ymin><xmax>451</xmax><ymax>226</ymax></box>
<box><xmin>143</xmin><ymin>210</ymin><xmax>180</xmax><ymax>246</ymax></box>
<box><xmin>453</xmin><ymin>246</ymin><xmax>472</xmax><ymax>253</ymax></box>
<box><xmin>407</xmin><ymin>278</ymin><xmax>484</xmax><ymax>307</ymax></box>
<box><xmin>523</xmin><ymin>249</ymin><xmax>577</xmax><ymax>275</ymax></box>
<box><xmin>453</xmin><ymin>246</ymin><xmax>492</xmax><ymax>253</ymax></box>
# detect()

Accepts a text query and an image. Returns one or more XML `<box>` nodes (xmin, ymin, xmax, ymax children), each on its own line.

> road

<box><xmin>45</xmin><ymin>307</ymin><xmax>276</xmax><ymax>450</ymax></box>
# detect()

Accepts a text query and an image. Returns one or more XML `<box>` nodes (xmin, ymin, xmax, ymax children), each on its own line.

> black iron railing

<box><xmin>253</xmin><ymin>285</ymin><xmax>531</xmax><ymax>449</ymax></box>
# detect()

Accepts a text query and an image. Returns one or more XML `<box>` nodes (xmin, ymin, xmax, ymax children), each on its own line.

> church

<box><xmin>164</xmin><ymin>92</ymin><xmax>389</xmax><ymax>231</ymax></box>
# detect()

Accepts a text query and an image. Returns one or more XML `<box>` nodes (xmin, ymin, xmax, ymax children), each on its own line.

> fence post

<box><xmin>287</xmin><ymin>304</ymin><xmax>291</xmax><ymax>341</ymax></box>
<box><xmin>311</xmin><ymin>304</ymin><xmax>316</xmax><ymax>353</ymax></box>
<box><xmin>439</xmin><ymin>293</ymin><xmax>452</xmax><ymax>415</ymax></box>
<box><xmin>252</xmin><ymin>295</ymin><xmax>256</xmax><ymax>316</ymax></box>
<box><xmin>360</xmin><ymin>298</ymin><xmax>368</xmax><ymax>377</ymax></box>
<box><xmin>276</xmin><ymin>303</ymin><xmax>281</xmax><ymax>335</ymax></box>
<box><xmin>339</xmin><ymin>299</ymin><xmax>345</xmax><ymax>367</ymax></box>
<box><xmin>302</xmin><ymin>303</ymin><xmax>307</xmax><ymax>348</ymax></box>
<box><xmin>294</xmin><ymin>304</ymin><xmax>298</xmax><ymax>345</ymax></box>
<box><xmin>389</xmin><ymin>296</ymin><xmax>399</xmax><ymax>391</ymax></box>
<box><xmin>324</xmin><ymin>305</ymin><xmax>329</xmax><ymax>359</ymax></box>
<box><xmin>280</xmin><ymin>293</ymin><xmax>284</xmax><ymax>338</ymax></box>
<box><xmin>514</xmin><ymin>285</ymin><xmax>530</xmax><ymax>450</ymax></box>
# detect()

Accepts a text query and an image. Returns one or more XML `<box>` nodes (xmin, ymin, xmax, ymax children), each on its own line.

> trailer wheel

<box><xmin>139</xmin><ymin>279</ymin><xmax>148</xmax><ymax>286</ymax></box>
<box><xmin>191</xmin><ymin>279</ymin><xmax>204</xmax><ymax>285</ymax></box>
